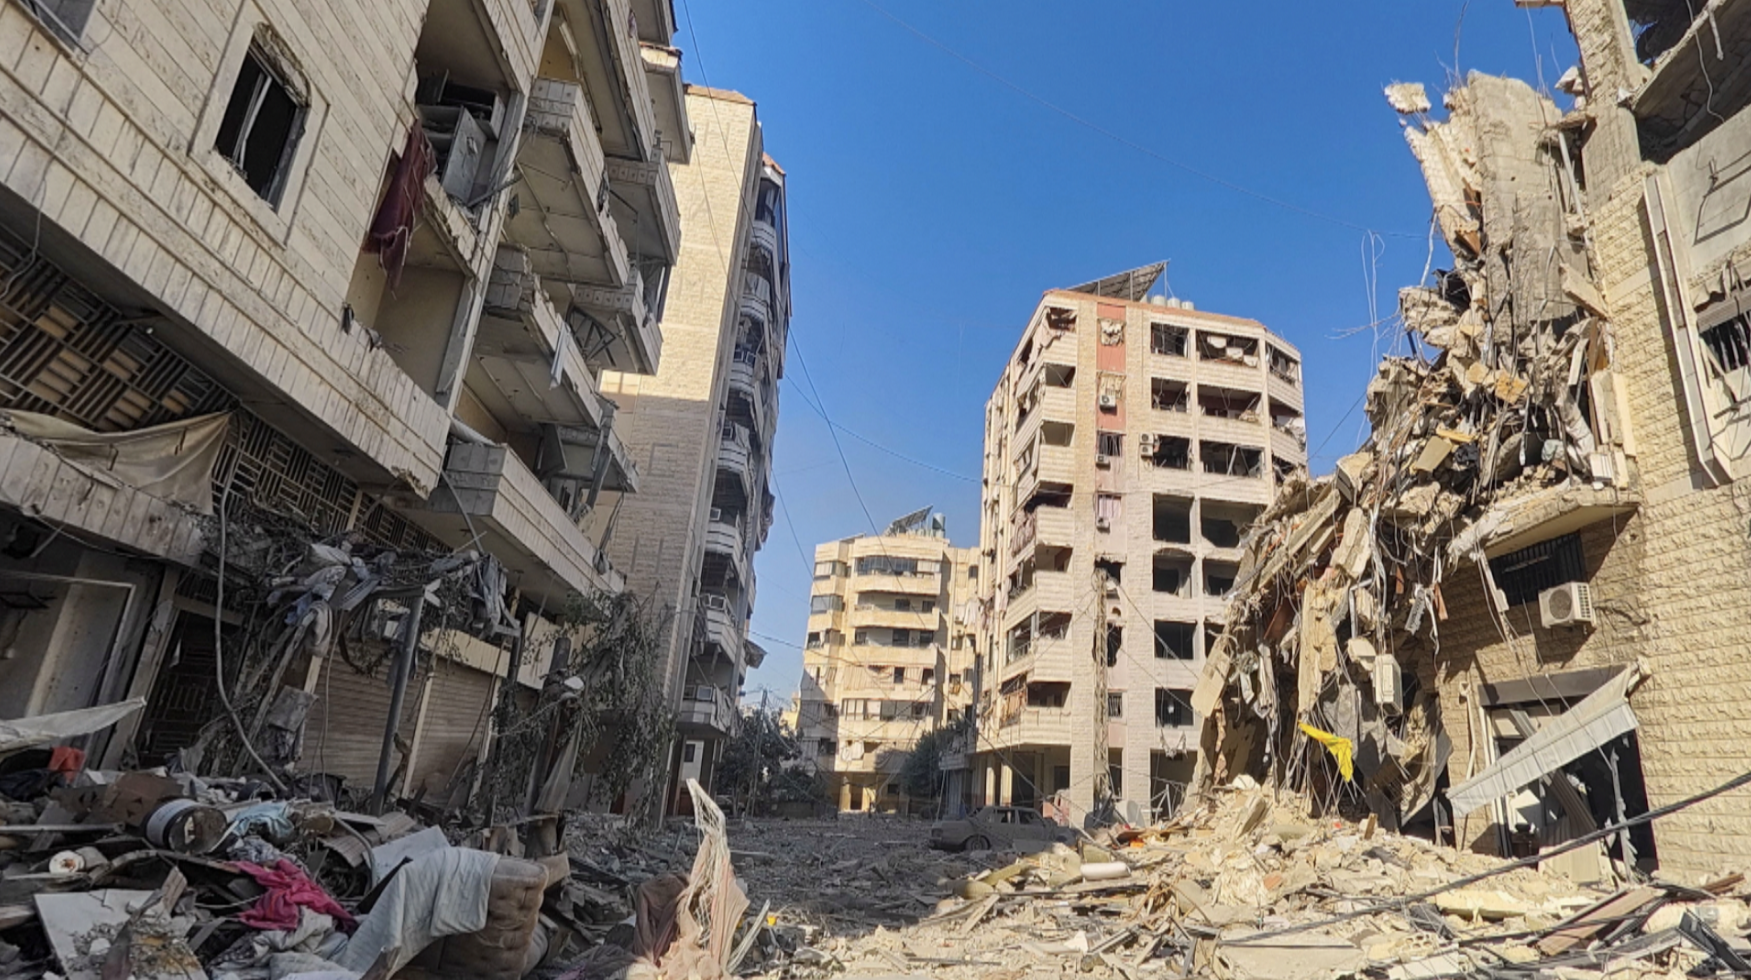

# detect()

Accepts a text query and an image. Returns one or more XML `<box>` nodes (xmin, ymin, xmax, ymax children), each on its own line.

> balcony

<box><xmin>604</xmin><ymin>155</ymin><xmax>681</xmax><ymax>266</ymax></box>
<box><xmin>751</xmin><ymin>213</ymin><xmax>780</xmax><ymax>261</ymax></box>
<box><xmin>421</xmin><ymin>0</ymin><xmax>543</xmax><ymax>101</ymax></box>
<box><xmin>741</xmin><ymin>275</ymin><xmax>773</xmax><ymax>326</ymax></box>
<box><xmin>570</xmin><ymin>269</ymin><xmax>662</xmax><ymax>375</ymax></box>
<box><xmin>1270</xmin><ymin>427</ymin><xmax>1306</xmax><ymax>465</ymax></box>
<box><xmin>471</xmin><ymin>247</ymin><xmax>614</xmax><ymax>432</ymax></box>
<box><xmin>717</xmin><ymin>423</ymin><xmax>754</xmax><ymax>498</ymax></box>
<box><xmin>726</xmin><ymin>350</ymin><xmax>767</xmax><ymax>433</ymax></box>
<box><xmin>507</xmin><ymin>78</ymin><xmax>631</xmax><ymax>292</ymax></box>
<box><xmin>996</xmin><ymin>707</ymin><xmax>1071</xmax><ymax>746</ymax></box>
<box><xmin>1038</xmin><ymin>444</ymin><xmax>1076</xmax><ymax>484</ymax></box>
<box><xmin>640</xmin><ymin>41</ymin><xmax>692</xmax><ymax>163</ymax></box>
<box><xmin>704</xmin><ymin>513</ymin><xmax>748</xmax><ymax>575</ymax></box>
<box><xmin>420</xmin><ymin>441</ymin><xmax>623</xmax><ymax>606</ymax></box>
<box><xmin>700</xmin><ymin>599</ymin><xmax>743</xmax><ymax>661</ymax></box>
<box><xmin>847</xmin><ymin>606</ymin><xmax>942</xmax><ymax>631</ymax></box>
<box><xmin>679</xmin><ymin>684</ymin><xmax>737</xmax><ymax>738</ymax></box>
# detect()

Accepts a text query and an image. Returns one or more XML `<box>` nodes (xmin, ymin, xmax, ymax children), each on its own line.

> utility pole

<box><xmin>745</xmin><ymin>688</ymin><xmax>770</xmax><ymax>816</ymax></box>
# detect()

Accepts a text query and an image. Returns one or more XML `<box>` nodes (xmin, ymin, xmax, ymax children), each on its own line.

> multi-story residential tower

<box><xmin>795</xmin><ymin>511</ymin><xmax>979</xmax><ymax>813</ymax></box>
<box><xmin>591</xmin><ymin>88</ymin><xmax>788</xmax><ymax>814</ymax></box>
<box><xmin>0</xmin><ymin>0</ymin><xmax>696</xmax><ymax>801</ymax></box>
<box><xmin>973</xmin><ymin>265</ymin><xmax>1305</xmax><ymax>823</ymax></box>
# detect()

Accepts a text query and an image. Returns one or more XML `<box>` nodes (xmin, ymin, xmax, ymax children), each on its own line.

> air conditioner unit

<box><xmin>701</xmin><ymin>593</ymin><xmax>730</xmax><ymax>612</ymax></box>
<box><xmin>1103</xmin><ymin>582</ymin><xmax>1119</xmax><ymax>599</ymax></box>
<box><xmin>1095</xmin><ymin>454</ymin><xmax>1111</xmax><ymax>468</ymax></box>
<box><xmin>1098</xmin><ymin>393</ymin><xmax>1118</xmax><ymax>410</ymax></box>
<box><xmin>1094</xmin><ymin>516</ymin><xmax>1112</xmax><ymax>531</ymax></box>
<box><xmin>694</xmin><ymin>686</ymin><xmax>716</xmax><ymax>702</ymax></box>
<box><xmin>1539</xmin><ymin>582</ymin><xmax>1595</xmax><ymax>628</ymax></box>
<box><xmin>1139</xmin><ymin>434</ymin><xmax>1157</xmax><ymax>454</ymax></box>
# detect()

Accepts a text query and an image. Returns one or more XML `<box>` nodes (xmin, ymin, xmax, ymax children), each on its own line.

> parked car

<box><xmin>929</xmin><ymin>805</ymin><xmax>1065</xmax><ymax>851</ymax></box>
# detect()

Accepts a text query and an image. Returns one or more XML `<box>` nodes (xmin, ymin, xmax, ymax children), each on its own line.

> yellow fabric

<box><xmin>1297</xmin><ymin>722</ymin><xmax>1355</xmax><ymax>782</ymax></box>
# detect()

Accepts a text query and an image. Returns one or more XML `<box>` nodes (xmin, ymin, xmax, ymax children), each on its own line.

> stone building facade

<box><xmin>793</xmin><ymin>515</ymin><xmax>979</xmax><ymax>813</ymax></box>
<box><xmin>590</xmin><ymin>86</ymin><xmax>789</xmax><ymax>814</ymax></box>
<box><xmin>0</xmin><ymin>0</ymin><xmax>728</xmax><ymax>809</ymax></box>
<box><xmin>973</xmin><ymin>267</ymin><xmax>1306</xmax><ymax>824</ymax></box>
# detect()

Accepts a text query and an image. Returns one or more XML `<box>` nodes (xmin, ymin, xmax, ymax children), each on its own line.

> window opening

<box><xmin>215</xmin><ymin>46</ymin><xmax>307</xmax><ymax>204</ymax></box>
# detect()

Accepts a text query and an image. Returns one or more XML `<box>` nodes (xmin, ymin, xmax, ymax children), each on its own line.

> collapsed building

<box><xmin>0</xmin><ymin>0</ymin><xmax>784</xmax><ymax>822</ymax></box>
<box><xmin>1194</xmin><ymin>1</ymin><xmax>1751</xmax><ymax>881</ymax></box>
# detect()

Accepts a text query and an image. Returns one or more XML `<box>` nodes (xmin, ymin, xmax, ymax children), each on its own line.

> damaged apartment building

<box><xmin>0</xmin><ymin>0</ymin><xmax>771</xmax><ymax>817</ymax></box>
<box><xmin>973</xmin><ymin>266</ymin><xmax>1308</xmax><ymax>824</ymax></box>
<box><xmin>793</xmin><ymin>508</ymin><xmax>980</xmax><ymax>813</ymax></box>
<box><xmin>1190</xmin><ymin>0</ymin><xmax>1751</xmax><ymax>881</ymax></box>
<box><xmin>587</xmin><ymin>87</ymin><xmax>789</xmax><ymax>815</ymax></box>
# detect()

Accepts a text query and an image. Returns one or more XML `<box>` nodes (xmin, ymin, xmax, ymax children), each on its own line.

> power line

<box><xmin>848</xmin><ymin>0</ymin><xmax>1420</xmax><ymax>240</ymax></box>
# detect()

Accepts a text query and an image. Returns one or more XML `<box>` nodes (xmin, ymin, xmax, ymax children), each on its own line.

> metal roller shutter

<box><xmin>407</xmin><ymin>658</ymin><xmax>496</xmax><ymax>796</ymax></box>
<box><xmin>303</xmin><ymin>657</ymin><xmax>425</xmax><ymax>793</ymax></box>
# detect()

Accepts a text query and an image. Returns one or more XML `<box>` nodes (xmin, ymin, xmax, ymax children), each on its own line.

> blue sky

<box><xmin>674</xmin><ymin>0</ymin><xmax>1578</xmax><ymax>702</ymax></box>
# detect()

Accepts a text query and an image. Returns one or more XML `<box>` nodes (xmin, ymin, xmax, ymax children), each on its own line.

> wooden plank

<box><xmin>1535</xmin><ymin>886</ymin><xmax>1661</xmax><ymax>955</ymax></box>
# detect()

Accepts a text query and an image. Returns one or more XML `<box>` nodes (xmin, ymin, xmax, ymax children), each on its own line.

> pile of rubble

<box><xmin>767</xmin><ymin>786</ymin><xmax>1751</xmax><ymax>980</ymax></box>
<box><xmin>0</xmin><ymin>699</ymin><xmax>752</xmax><ymax>980</ymax></box>
<box><xmin>1189</xmin><ymin>73</ymin><xmax>1637</xmax><ymax>829</ymax></box>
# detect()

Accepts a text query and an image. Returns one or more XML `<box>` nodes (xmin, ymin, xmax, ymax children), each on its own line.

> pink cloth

<box><xmin>237</xmin><ymin>859</ymin><xmax>357</xmax><ymax>933</ymax></box>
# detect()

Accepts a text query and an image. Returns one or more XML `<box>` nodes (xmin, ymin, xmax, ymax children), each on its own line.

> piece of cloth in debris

<box><xmin>636</xmin><ymin>781</ymin><xmax>749</xmax><ymax>980</ymax></box>
<box><xmin>231</xmin><ymin>802</ymin><xmax>296</xmax><ymax>841</ymax></box>
<box><xmin>363</xmin><ymin>126</ymin><xmax>435</xmax><ymax>290</ymax></box>
<box><xmin>238</xmin><ymin>859</ymin><xmax>357</xmax><ymax>933</ymax></box>
<box><xmin>332</xmin><ymin>845</ymin><xmax>500</xmax><ymax>976</ymax></box>
<box><xmin>633</xmin><ymin>873</ymin><xmax>689</xmax><ymax>960</ymax></box>
<box><xmin>1298</xmin><ymin>721</ymin><xmax>1355</xmax><ymax>782</ymax></box>
<box><xmin>4</xmin><ymin>411</ymin><xmax>230</xmax><ymax>514</ymax></box>
<box><xmin>0</xmin><ymin>697</ymin><xmax>145</xmax><ymax>756</ymax></box>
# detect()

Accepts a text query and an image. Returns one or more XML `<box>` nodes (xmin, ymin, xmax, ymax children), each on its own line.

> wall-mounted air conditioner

<box><xmin>1094</xmin><ymin>516</ymin><xmax>1111</xmax><ymax>531</ymax></box>
<box><xmin>1098</xmin><ymin>394</ymin><xmax>1118</xmax><ymax>410</ymax></box>
<box><xmin>1095</xmin><ymin>454</ymin><xmax>1111</xmax><ymax>468</ymax></box>
<box><xmin>701</xmin><ymin>593</ymin><xmax>730</xmax><ymax>612</ymax></box>
<box><xmin>1539</xmin><ymin>582</ymin><xmax>1595</xmax><ymax>629</ymax></box>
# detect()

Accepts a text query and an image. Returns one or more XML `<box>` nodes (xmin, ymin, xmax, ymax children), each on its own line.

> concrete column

<box><xmin>838</xmin><ymin>777</ymin><xmax>851</xmax><ymax>812</ymax></box>
<box><xmin>999</xmin><ymin>759</ymin><xmax>1013</xmax><ymax>805</ymax></box>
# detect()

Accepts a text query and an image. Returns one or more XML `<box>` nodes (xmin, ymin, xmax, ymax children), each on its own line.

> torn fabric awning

<box><xmin>1447</xmin><ymin>666</ymin><xmax>1642</xmax><ymax>816</ymax></box>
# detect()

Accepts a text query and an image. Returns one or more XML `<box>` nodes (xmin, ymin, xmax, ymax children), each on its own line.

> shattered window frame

<box><xmin>1488</xmin><ymin>533</ymin><xmax>1586</xmax><ymax>608</ymax></box>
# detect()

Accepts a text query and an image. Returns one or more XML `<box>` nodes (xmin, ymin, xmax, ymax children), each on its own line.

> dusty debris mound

<box><xmin>790</xmin><ymin>787</ymin><xmax>1751</xmax><ymax>980</ymax></box>
<box><xmin>1189</xmin><ymin>72</ymin><xmax>1635</xmax><ymax>830</ymax></box>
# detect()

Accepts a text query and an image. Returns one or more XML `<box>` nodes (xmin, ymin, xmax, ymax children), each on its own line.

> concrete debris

<box><xmin>713</xmin><ymin>789</ymin><xmax>1751</xmax><ymax>980</ymax></box>
<box><xmin>1190</xmin><ymin>71</ymin><xmax>1641</xmax><ymax>840</ymax></box>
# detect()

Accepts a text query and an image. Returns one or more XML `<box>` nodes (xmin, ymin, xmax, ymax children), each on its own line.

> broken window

<box><xmin>1152</xmin><ymin>495</ymin><xmax>1193</xmax><ymax>543</ymax></box>
<box><xmin>1042</xmin><ymin>421</ymin><xmax>1074</xmax><ymax>447</ymax></box>
<box><xmin>1095</xmin><ymin>557</ymin><xmax>1123</xmax><ymax>585</ymax></box>
<box><xmin>1027</xmin><ymin>482</ymin><xmax>1073</xmax><ymax>510</ymax></box>
<box><xmin>1151</xmin><ymin>378</ymin><xmax>1189</xmax><ymax>412</ymax></box>
<box><xmin>1154</xmin><ymin>620</ymin><xmax>1196</xmax><ymax>660</ymax></box>
<box><xmin>816</xmin><ymin>739</ymin><xmax>835</xmax><ymax>758</ymax></box>
<box><xmin>18</xmin><ymin>0</ymin><xmax>96</xmax><ymax>43</ymax></box>
<box><xmin>1099</xmin><ymin>318</ymin><xmax>1125</xmax><ymax>346</ymax></box>
<box><xmin>1147</xmin><ymin>435</ymin><xmax>1192</xmax><ymax>470</ymax></box>
<box><xmin>1043</xmin><ymin>363</ymin><xmax>1076</xmax><ymax>387</ymax></box>
<box><xmin>1106</xmin><ymin>625</ymin><xmax>1123</xmax><ymax>667</ymax></box>
<box><xmin>1097</xmin><ymin>431</ymin><xmax>1123</xmax><ymax>458</ymax></box>
<box><xmin>854</xmin><ymin>629</ymin><xmax>869</xmax><ymax>645</ymax></box>
<box><xmin>1488</xmin><ymin>533</ymin><xmax>1585</xmax><ymax>608</ymax></box>
<box><xmin>809</xmin><ymin>594</ymin><xmax>842</xmax><ymax>613</ymax></box>
<box><xmin>1200</xmin><ymin>441</ymin><xmax>1263</xmax><ymax>477</ymax></box>
<box><xmin>1624</xmin><ymin>0</ymin><xmax>1699</xmax><ymax>65</ymax></box>
<box><xmin>1699</xmin><ymin>310</ymin><xmax>1751</xmax><ymax>406</ymax></box>
<box><xmin>1270</xmin><ymin>398</ymin><xmax>1305</xmax><ymax>438</ymax></box>
<box><xmin>1107</xmin><ymin>692</ymin><xmax>1124</xmax><ymax>718</ymax></box>
<box><xmin>1198</xmin><ymin>385</ymin><xmax>1262</xmax><ymax>421</ymax></box>
<box><xmin>1197</xmin><ymin>331</ymin><xmax>1259</xmax><ymax>366</ymax></box>
<box><xmin>1152</xmin><ymin>552</ymin><xmax>1192</xmax><ymax>596</ymax></box>
<box><xmin>806</xmin><ymin>631</ymin><xmax>822</xmax><ymax>649</ymax></box>
<box><xmin>1150</xmin><ymin>323</ymin><xmax>1188</xmax><ymax>357</ymax></box>
<box><xmin>1155</xmin><ymin>688</ymin><xmax>1193</xmax><ymax>727</ymax></box>
<box><xmin>892</xmin><ymin>666</ymin><xmax>905</xmax><ymax>684</ymax></box>
<box><xmin>215</xmin><ymin>46</ymin><xmax>307</xmax><ymax>205</ymax></box>
<box><xmin>1204</xmin><ymin>560</ymin><xmax>1238</xmax><ymax>598</ymax></box>
<box><xmin>1027</xmin><ymin>681</ymin><xmax>1069</xmax><ymax>708</ymax></box>
<box><xmin>948</xmin><ymin>672</ymin><xmax>961</xmax><ymax>687</ymax></box>
<box><xmin>1095</xmin><ymin>493</ymin><xmax>1121</xmax><ymax>531</ymax></box>
<box><xmin>1200</xmin><ymin>501</ymin><xmax>1262</xmax><ymax>549</ymax></box>
<box><xmin>1267</xmin><ymin>346</ymin><xmax>1300</xmax><ymax>385</ymax></box>
<box><xmin>1037</xmin><ymin>611</ymin><xmax>1071</xmax><ymax>640</ymax></box>
<box><xmin>1046</xmin><ymin>307</ymin><xmax>1077</xmax><ymax>332</ymax></box>
<box><xmin>1273</xmin><ymin>457</ymin><xmax>1301</xmax><ymax>484</ymax></box>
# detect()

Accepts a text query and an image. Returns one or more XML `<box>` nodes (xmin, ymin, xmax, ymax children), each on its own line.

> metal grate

<box><xmin>0</xmin><ymin>226</ymin><xmax>438</xmax><ymax>554</ymax></box>
<box><xmin>1488</xmin><ymin>532</ymin><xmax>1585</xmax><ymax>608</ymax></box>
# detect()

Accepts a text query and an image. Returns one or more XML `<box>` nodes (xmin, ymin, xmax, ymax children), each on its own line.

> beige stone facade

<box><xmin>1406</xmin><ymin>1</ymin><xmax>1751</xmax><ymax>877</ymax></box>
<box><xmin>592</xmin><ymin>87</ymin><xmax>789</xmax><ymax>814</ymax></box>
<box><xmin>0</xmin><ymin>0</ymin><xmax>700</xmax><ymax>799</ymax></box>
<box><xmin>972</xmin><ymin>272</ymin><xmax>1306</xmax><ymax>824</ymax></box>
<box><xmin>794</xmin><ymin>518</ymin><xmax>979</xmax><ymax>813</ymax></box>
